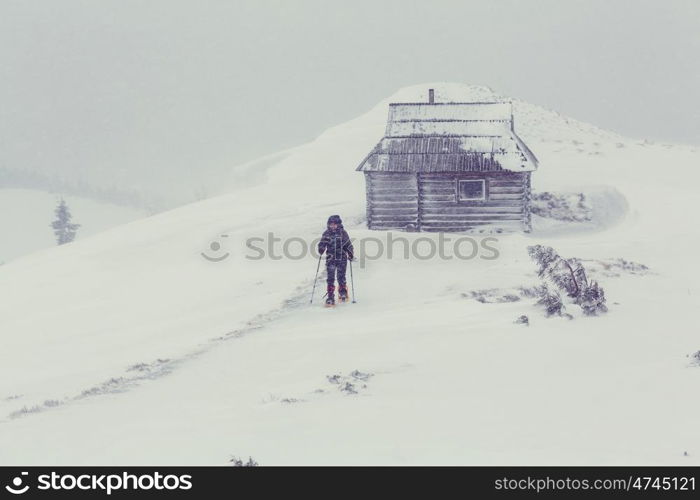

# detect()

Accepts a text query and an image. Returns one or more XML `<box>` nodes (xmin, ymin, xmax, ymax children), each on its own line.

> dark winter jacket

<box><xmin>318</xmin><ymin>215</ymin><xmax>354</xmax><ymax>261</ymax></box>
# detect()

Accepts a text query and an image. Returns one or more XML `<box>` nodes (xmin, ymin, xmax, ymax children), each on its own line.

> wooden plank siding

<box><xmin>523</xmin><ymin>171</ymin><xmax>533</xmax><ymax>232</ymax></box>
<box><xmin>366</xmin><ymin>172</ymin><xmax>419</xmax><ymax>230</ymax></box>
<box><xmin>419</xmin><ymin>172</ymin><xmax>528</xmax><ymax>232</ymax></box>
<box><xmin>367</xmin><ymin>171</ymin><xmax>530</xmax><ymax>232</ymax></box>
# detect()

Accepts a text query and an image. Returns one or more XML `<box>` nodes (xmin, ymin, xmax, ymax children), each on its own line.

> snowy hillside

<box><xmin>1</xmin><ymin>83</ymin><xmax>699</xmax><ymax>465</ymax></box>
<box><xmin>0</xmin><ymin>189</ymin><xmax>148</xmax><ymax>263</ymax></box>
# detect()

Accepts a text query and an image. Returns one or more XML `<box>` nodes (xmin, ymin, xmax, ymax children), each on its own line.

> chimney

<box><xmin>428</xmin><ymin>88</ymin><xmax>434</xmax><ymax>104</ymax></box>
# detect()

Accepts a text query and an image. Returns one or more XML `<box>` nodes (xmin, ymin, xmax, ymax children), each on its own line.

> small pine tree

<box><xmin>579</xmin><ymin>280</ymin><xmax>608</xmax><ymax>316</ymax></box>
<box><xmin>534</xmin><ymin>284</ymin><xmax>566</xmax><ymax>317</ymax></box>
<box><xmin>528</xmin><ymin>244</ymin><xmax>607</xmax><ymax>316</ymax></box>
<box><xmin>50</xmin><ymin>198</ymin><xmax>81</xmax><ymax>245</ymax></box>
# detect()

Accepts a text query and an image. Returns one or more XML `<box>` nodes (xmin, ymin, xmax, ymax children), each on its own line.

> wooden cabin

<box><xmin>356</xmin><ymin>89</ymin><xmax>538</xmax><ymax>232</ymax></box>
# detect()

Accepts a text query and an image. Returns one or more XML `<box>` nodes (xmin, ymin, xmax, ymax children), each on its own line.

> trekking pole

<box><xmin>349</xmin><ymin>258</ymin><xmax>357</xmax><ymax>303</ymax></box>
<box><xmin>310</xmin><ymin>254</ymin><xmax>322</xmax><ymax>304</ymax></box>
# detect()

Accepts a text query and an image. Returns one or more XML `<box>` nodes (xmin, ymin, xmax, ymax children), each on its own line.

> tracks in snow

<box><xmin>3</xmin><ymin>281</ymin><xmax>316</xmax><ymax>422</ymax></box>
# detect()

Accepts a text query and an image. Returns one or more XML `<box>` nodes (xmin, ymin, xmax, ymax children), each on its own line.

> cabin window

<box><xmin>458</xmin><ymin>179</ymin><xmax>486</xmax><ymax>201</ymax></box>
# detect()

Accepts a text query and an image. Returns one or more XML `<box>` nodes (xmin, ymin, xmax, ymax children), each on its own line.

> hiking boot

<box><xmin>338</xmin><ymin>284</ymin><xmax>348</xmax><ymax>302</ymax></box>
<box><xmin>325</xmin><ymin>285</ymin><xmax>335</xmax><ymax>307</ymax></box>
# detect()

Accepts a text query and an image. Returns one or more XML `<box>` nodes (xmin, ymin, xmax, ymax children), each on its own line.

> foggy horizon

<box><xmin>1</xmin><ymin>0</ymin><xmax>698</xmax><ymax>203</ymax></box>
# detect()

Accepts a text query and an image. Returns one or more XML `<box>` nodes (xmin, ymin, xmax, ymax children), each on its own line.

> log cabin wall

<box><xmin>366</xmin><ymin>172</ymin><xmax>419</xmax><ymax>230</ymax></box>
<box><xmin>366</xmin><ymin>171</ymin><xmax>530</xmax><ymax>232</ymax></box>
<box><xmin>418</xmin><ymin>172</ymin><xmax>529</xmax><ymax>232</ymax></box>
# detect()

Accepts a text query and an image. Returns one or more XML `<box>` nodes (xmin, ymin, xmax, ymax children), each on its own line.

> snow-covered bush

<box><xmin>327</xmin><ymin>371</ymin><xmax>373</xmax><ymax>394</ymax></box>
<box><xmin>531</xmin><ymin>191</ymin><xmax>592</xmax><ymax>222</ymax></box>
<box><xmin>465</xmin><ymin>289</ymin><xmax>521</xmax><ymax>303</ymax></box>
<box><xmin>593</xmin><ymin>258</ymin><xmax>650</xmax><ymax>277</ymax></box>
<box><xmin>529</xmin><ymin>245</ymin><xmax>579</xmax><ymax>297</ymax></box>
<box><xmin>534</xmin><ymin>285</ymin><xmax>566</xmax><ymax>317</ymax></box>
<box><xmin>514</xmin><ymin>315</ymin><xmax>529</xmax><ymax>326</ymax></box>
<box><xmin>528</xmin><ymin>245</ymin><xmax>607</xmax><ymax>316</ymax></box>
<box><xmin>578</xmin><ymin>281</ymin><xmax>608</xmax><ymax>316</ymax></box>
<box><xmin>690</xmin><ymin>351</ymin><xmax>700</xmax><ymax>367</ymax></box>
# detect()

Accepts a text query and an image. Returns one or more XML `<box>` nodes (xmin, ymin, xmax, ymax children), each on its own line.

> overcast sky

<box><xmin>1</xmin><ymin>0</ymin><xmax>698</xmax><ymax>201</ymax></box>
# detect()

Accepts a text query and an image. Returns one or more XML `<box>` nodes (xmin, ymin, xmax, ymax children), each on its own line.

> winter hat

<box><xmin>327</xmin><ymin>214</ymin><xmax>342</xmax><ymax>226</ymax></box>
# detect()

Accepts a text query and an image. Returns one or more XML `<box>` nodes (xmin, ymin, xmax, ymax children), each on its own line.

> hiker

<box><xmin>317</xmin><ymin>215</ymin><xmax>354</xmax><ymax>306</ymax></box>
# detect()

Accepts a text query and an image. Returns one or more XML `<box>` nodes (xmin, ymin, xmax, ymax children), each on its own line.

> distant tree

<box><xmin>50</xmin><ymin>198</ymin><xmax>81</xmax><ymax>245</ymax></box>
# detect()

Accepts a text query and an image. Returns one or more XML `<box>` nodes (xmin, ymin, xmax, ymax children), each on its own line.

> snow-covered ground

<box><xmin>0</xmin><ymin>189</ymin><xmax>149</xmax><ymax>263</ymax></box>
<box><xmin>1</xmin><ymin>83</ymin><xmax>699</xmax><ymax>465</ymax></box>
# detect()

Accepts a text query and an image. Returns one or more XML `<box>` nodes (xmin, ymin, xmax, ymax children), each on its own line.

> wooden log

<box><xmin>370</xmin><ymin>205</ymin><xmax>418</xmax><ymax>212</ymax></box>
<box><xmin>420</xmin><ymin>177</ymin><xmax>457</xmax><ymax>182</ymax></box>
<box><xmin>369</xmin><ymin>218</ymin><xmax>417</xmax><ymax>224</ymax></box>
<box><xmin>488</xmin><ymin>186</ymin><xmax>524</xmax><ymax>194</ymax></box>
<box><xmin>369</xmin><ymin>177</ymin><xmax>417</xmax><ymax>185</ymax></box>
<box><xmin>370</xmin><ymin>210</ymin><xmax>419</xmax><ymax>218</ymax></box>
<box><xmin>420</xmin><ymin>189</ymin><xmax>455</xmax><ymax>196</ymax></box>
<box><xmin>420</xmin><ymin>185</ymin><xmax>456</xmax><ymax>189</ymax></box>
<box><xmin>420</xmin><ymin>201</ymin><xmax>524</xmax><ymax>210</ymax></box>
<box><xmin>421</xmin><ymin>222</ymin><xmax>524</xmax><ymax>229</ymax></box>
<box><xmin>369</xmin><ymin>225</ymin><xmax>411</xmax><ymax>230</ymax></box>
<box><xmin>370</xmin><ymin>219</ymin><xmax>419</xmax><ymax>226</ymax></box>
<box><xmin>489</xmin><ymin>193</ymin><xmax>524</xmax><ymax>201</ymax></box>
<box><xmin>489</xmin><ymin>180</ymin><xmax>526</xmax><ymax>188</ymax></box>
<box><xmin>369</xmin><ymin>196</ymin><xmax>419</xmax><ymax>203</ymax></box>
<box><xmin>369</xmin><ymin>188</ymin><xmax>418</xmax><ymax>195</ymax></box>
<box><xmin>420</xmin><ymin>195</ymin><xmax>457</xmax><ymax>202</ymax></box>
<box><xmin>370</xmin><ymin>216</ymin><xmax>419</xmax><ymax>223</ymax></box>
<box><xmin>418</xmin><ymin>221</ymin><xmax>523</xmax><ymax>231</ymax></box>
<box><xmin>420</xmin><ymin>213</ymin><xmax>524</xmax><ymax>221</ymax></box>
<box><xmin>420</xmin><ymin>209</ymin><xmax>523</xmax><ymax>215</ymax></box>
<box><xmin>419</xmin><ymin>183</ymin><xmax>456</xmax><ymax>190</ymax></box>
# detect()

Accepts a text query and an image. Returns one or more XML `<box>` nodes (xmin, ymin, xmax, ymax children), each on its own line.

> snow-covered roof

<box><xmin>357</xmin><ymin>101</ymin><xmax>538</xmax><ymax>173</ymax></box>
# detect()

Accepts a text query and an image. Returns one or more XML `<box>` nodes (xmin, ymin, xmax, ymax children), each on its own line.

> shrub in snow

<box><xmin>514</xmin><ymin>315</ymin><xmax>529</xmax><ymax>326</ymax></box>
<box><xmin>340</xmin><ymin>382</ymin><xmax>358</xmax><ymax>394</ymax></box>
<box><xmin>349</xmin><ymin>370</ymin><xmax>373</xmax><ymax>381</ymax></box>
<box><xmin>531</xmin><ymin>191</ymin><xmax>592</xmax><ymax>222</ymax></box>
<box><xmin>464</xmin><ymin>289</ymin><xmax>521</xmax><ymax>303</ymax></box>
<box><xmin>50</xmin><ymin>198</ymin><xmax>81</xmax><ymax>245</ymax></box>
<box><xmin>326</xmin><ymin>371</ymin><xmax>373</xmax><ymax>394</ymax></box>
<box><xmin>578</xmin><ymin>281</ymin><xmax>608</xmax><ymax>316</ymax></box>
<box><xmin>528</xmin><ymin>245</ymin><xmax>607</xmax><ymax>316</ymax></box>
<box><xmin>529</xmin><ymin>245</ymin><xmax>579</xmax><ymax>297</ymax></box>
<box><xmin>229</xmin><ymin>456</ymin><xmax>258</xmax><ymax>467</ymax></box>
<box><xmin>280</xmin><ymin>398</ymin><xmax>301</xmax><ymax>404</ymax></box>
<box><xmin>613</xmin><ymin>258</ymin><xmax>649</xmax><ymax>274</ymax></box>
<box><xmin>594</xmin><ymin>258</ymin><xmax>650</xmax><ymax>277</ymax></box>
<box><xmin>534</xmin><ymin>285</ymin><xmax>567</xmax><ymax>317</ymax></box>
<box><xmin>690</xmin><ymin>351</ymin><xmax>700</xmax><ymax>367</ymax></box>
<box><xmin>9</xmin><ymin>405</ymin><xmax>43</xmax><ymax>419</ymax></box>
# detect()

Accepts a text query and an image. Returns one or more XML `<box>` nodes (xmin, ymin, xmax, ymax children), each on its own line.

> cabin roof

<box><xmin>357</xmin><ymin>100</ymin><xmax>538</xmax><ymax>173</ymax></box>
